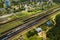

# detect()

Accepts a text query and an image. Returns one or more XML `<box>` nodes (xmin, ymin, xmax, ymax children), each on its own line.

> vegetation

<box><xmin>0</xmin><ymin>20</ymin><xmax>23</xmax><ymax>34</ymax></box>
<box><xmin>23</xmin><ymin>34</ymin><xmax>43</xmax><ymax>40</ymax></box>
<box><xmin>0</xmin><ymin>3</ymin><xmax>3</xmax><ymax>8</ymax></box>
<box><xmin>26</xmin><ymin>29</ymin><xmax>37</xmax><ymax>38</ymax></box>
<box><xmin>0</xmin><ymin>1</ymin><xmax>59</xmax><ymax>39</ymax></box>
<box><xmin>28</xmin><ymin>35</ymin><xmax>43</xmax><ymax>40</ymax></box>
<box><xmin>23</xmin><ymin>29</ymin><xmax>43</xmax><ymax>40</ymax></box>
<box><xmin>46</xmin><ymin>14</ymin><xmax>60</xmax><ymax>40</ymax></box>
<box><xmin>53</xmin><ymin>0</ymin><xmax>60</xmax><ymax>3</ymax></box>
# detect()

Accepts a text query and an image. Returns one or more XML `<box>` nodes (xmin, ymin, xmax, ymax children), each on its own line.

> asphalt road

<box><xmin>0</xmin><ymin>8</ymin><xmax>60</xmax><ymax>40</ymax></box>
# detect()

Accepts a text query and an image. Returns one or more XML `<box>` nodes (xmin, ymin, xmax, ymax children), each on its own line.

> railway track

<box><xmin>0</xmin><ymin>6</ymin><xmax>58</xmax><ymax>35</ymax></box>
<box><xmin>0</xmin><ymin>7</ymin><xmax>60</xmax><ymax>40</ymax></box>
<box><xmin>0</xmin><ymin>6</ymin><xmax>60</xmax><ymax>37</ymax></box>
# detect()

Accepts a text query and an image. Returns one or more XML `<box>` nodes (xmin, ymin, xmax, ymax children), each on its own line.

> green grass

<box><xmin>28</xmin><ymin>35</ymin><xmax>43</xmax><ymax>40</ymax></box>
<box><xmin>0</xmin><ymin>20</ymin><xmax>24</xmax><ymax>34</ymax></box>
<box><xmin>40</xmin><ymin>25</ymin><xmax>47</xmax><ymax>31</ymax></box>
<box><xmin>8</xmin><ymin>10</ymin><xmax>42</xmax><ymax>20</ymax></box>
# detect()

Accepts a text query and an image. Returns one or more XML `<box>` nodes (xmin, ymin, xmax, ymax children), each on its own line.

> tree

<box><xmin>55</xmin><ymin>14</ymin><xmax>60</xmax><ymax>26</ymax></box>
<box><xmin>0</xmin><ymin>0</ymin><xmax>4</xmax><ymax>8</ymax></box>
<box><xmin>53</xmin><ymin>0</ymin><xmax>60</xmax><ymax>3</ymax></box>
<box><xmin>46</xmin><ymin>14</ymin><xmax>60</xmax><ymax>40</ymax></box>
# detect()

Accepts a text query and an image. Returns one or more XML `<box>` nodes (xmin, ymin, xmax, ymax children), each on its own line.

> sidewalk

<box><xmin>0</xmin><ymin>14</ymin><xmax>13</xmax><ymax>19</ymax></box>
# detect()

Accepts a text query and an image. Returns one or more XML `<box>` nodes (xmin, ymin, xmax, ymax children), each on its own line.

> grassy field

<box><xmin>0</xmin><ymin>20</ymin><xmax>24</xmax><ymax>34</ymax></box>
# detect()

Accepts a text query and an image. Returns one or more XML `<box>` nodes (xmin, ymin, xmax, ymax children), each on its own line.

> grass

<box><xmin>24</xmin><ymin>34</ymin><xmax>43</xmax><ymax>40</ymax></box>
<box><xmin>40</xmin><ymin>24</ymin><xmax>47</xmax><ymax>31</ymax></box>
<box><xmin>7</xmin><ymin>15</ymin><xmax>17</xmax><ymax>20</ymax></box>
<box><xmin>0</xmin><ymin>20</ymin><xmax>24</xmax><ymax>34</ymax></box>
<box><xmin>22</xmin><ymin>30</ymin><xmax>43</xmax><ymax>40</ymax></box>
<box><xmin>8</xmin><ymin>10</ymin><xmax>42</xmax><ymax>20</ymax></box>
<box><xmin>14</xmin><ymin>34</ymin><xmax>43</xmax><ymax>40</ymax></box>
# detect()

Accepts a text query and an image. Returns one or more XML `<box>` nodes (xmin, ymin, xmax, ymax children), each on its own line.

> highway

<box><xmin>0</xmin><ymin>8</ymin><xmax>60</xmax><ymax>40</ymax></box>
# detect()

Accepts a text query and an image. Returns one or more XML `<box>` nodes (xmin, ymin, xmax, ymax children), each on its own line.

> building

<box><xmin>5</xmin><ymin>0</ymin><xmax>11</xmax><ymax>8</ymax></box>
<box><xmin>35</xmin><ymin>28</ymin><xmax>42</xmax><ymax>33</ymax></box>
<box><xmin>46</xmin><ymin>21</ymin><xmax>53</xmax><ymax>26</ymax></box>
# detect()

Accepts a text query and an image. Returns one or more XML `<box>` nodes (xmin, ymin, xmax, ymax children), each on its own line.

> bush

<box><xmin>26</xmin><ymin>29</ymin><xmax>37</xmax><ymax>38</ymax></box>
